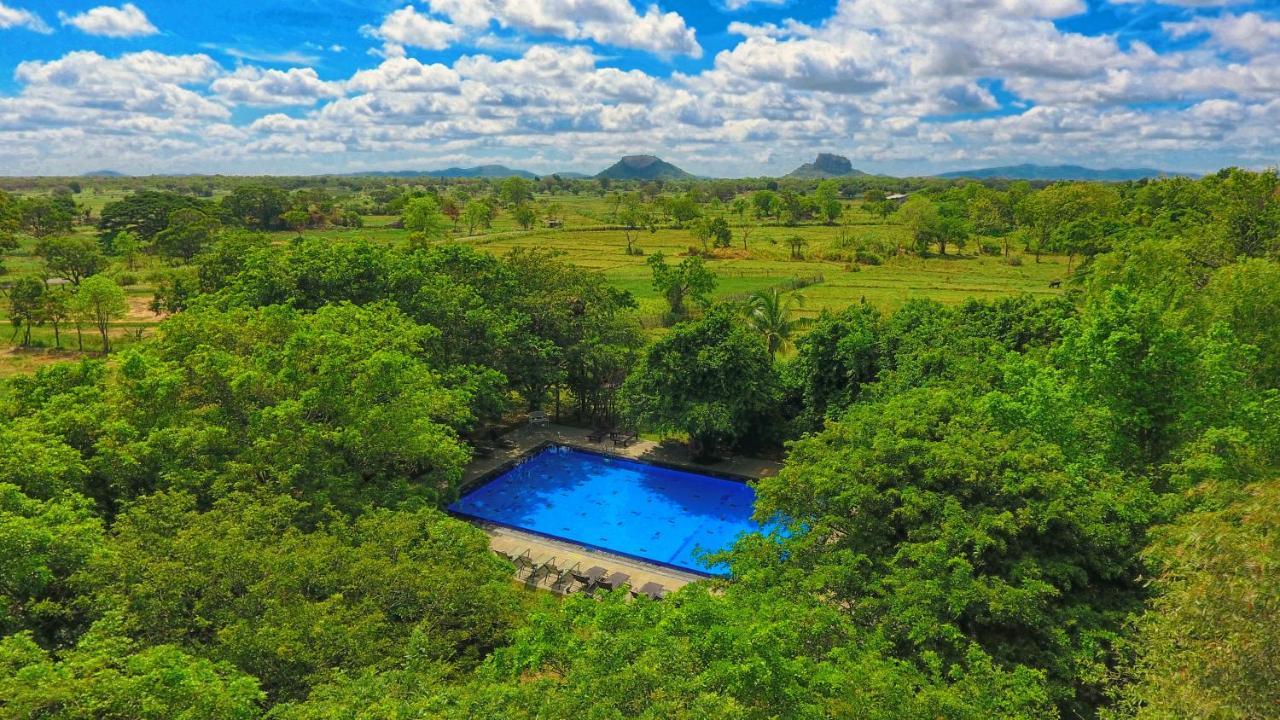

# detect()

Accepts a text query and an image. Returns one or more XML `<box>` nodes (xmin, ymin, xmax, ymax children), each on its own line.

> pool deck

<box><xmin>460</xmin><ymin>423</ymin><xmax>782</xmax><ymax>596</ymax></box>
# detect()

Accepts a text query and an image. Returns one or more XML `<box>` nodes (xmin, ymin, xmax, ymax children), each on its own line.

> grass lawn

<box><xmin>271</xmin><ymin>200</ymin><xmax>1068</xmax><ymax>319</ymax></box>
<box><xmin>2</xmin><ymin>190</ymin><xmax>1069</xmax><ymax>377</ymax></box>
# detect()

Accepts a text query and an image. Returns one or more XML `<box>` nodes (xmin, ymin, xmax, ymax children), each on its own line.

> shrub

<box><xmin>855</xmin><ymin>250</ymin><xmax>883</xmax><ymax>266</ymax></box>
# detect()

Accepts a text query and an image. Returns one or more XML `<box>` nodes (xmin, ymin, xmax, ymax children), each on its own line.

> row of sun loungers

<box><xmin>493</xmin><ymin>545</ymin><xmax>668</xmax><ymax>600</ymax></box>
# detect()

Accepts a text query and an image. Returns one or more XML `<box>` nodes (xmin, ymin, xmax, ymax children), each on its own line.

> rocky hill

<box><xmin>595</xmin><ymin>155</ymin><xmax>693</xmax><ymax>181</ymax></box>
<box><xmin>785</xmin><ymin>153</ymin><xmax>866</xmax><ymax>178</ymax></box>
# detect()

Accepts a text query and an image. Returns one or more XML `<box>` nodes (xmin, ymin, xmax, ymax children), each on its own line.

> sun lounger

<box><xmin>587</xmin><ymin>427</ymin><xmax>610</xmax><ymax>442</ymax></box>
<box><xmin>633</xmin><ymin>581</ymin><xmax>666</xmax><ymax>600</ymax></box>
<box><xmin>599</xmin><ymin>571</ymin><xmax>630</xmax><ymax>591</ymax></box>
<box><xmin>528</xmin><ymin>411</ymin><xmax>548</xmax><ymax>425</ymax></box>
<box><xmin>611</xmin><ymin>430</ymin><xmax>637</xmax><ymax>448</ymax></box>
<box><xmin>517</xmin><ymin>552</ymin><xmax>554</xmax><ymax>581</ymax></box>
<box><xmin>550</xmin><ymin>566</ymin><xmax>582</xmax><ymax>594</ymax></box>
<box><xmin>571</xmin><ymin>565</ymin><xmax>608</xmax><ymax>587</ymax></box>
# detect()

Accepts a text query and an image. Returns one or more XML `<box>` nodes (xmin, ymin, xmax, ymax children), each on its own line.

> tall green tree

<box><xmin>750</xmin><ymin>388</ymin><xmax>1158</xmax><ymax>715</ymax></box>
<box><xmin>621</xmin><ymin>307</ymin><xmax>779</xmax><ymax>458</ymax></box>
<box><xmin>0</xmin><ymin>626</ymin><xmax>264</xmax><ymax>720</ymax></box>
<box><xmin>72</xmin><ymin>275</ymin><xmax>128</xmax><ymax>354</ymax></box>
<box><xmin>18</xmin><ymin>196</ymin><xmax>74</xmax><ymax>238</ymax></box>
<box><xmin>35</xmin><ymin>236</ymin><xmax>105</xmax><ymax>286</ymax></box>
<box><xmin>401</xmin><ymin>195</ymin><xmax>450</xmax><ymax>245</ymax></box>
<box><xmin>498</xmin><ymin>176</ymin><xmax>533</xmax><ymax>207</ymax></box>
<box><xmin>743</xmin><ymin>288</ymin><xmax>810</xmax><ymax>356</ymax></box>
<box><xmin>98</xmin><ymin>191</ymin><xmax>208</xmax><ymax>244</ymax></box>
<box><xmin>221</xmin><ymin>185</ymin><xmax>289</xmax><ymax>230</ymax></box>
<box><xmin>153</xmin><ymin>208</ymin><xmax>221</xmax><ymax>262</ymax></box>
<box><xmin>814</xmin><ymin>180</ymin><xmax>843</xmax><ymax>224</ymax></box>
<box><xmin>617</xmin><ymin>196</ymin><xmax>655</xmax><ymax>255</ymax></box>
<box><xmin>111</xmin><ymin>230</ymin><xmax>141</xmax><ymax>270</ymax></box>
<box><xmin>7</xmin><ymin>276</ymin><xmax>44</xmax><ymax>346</ymax></box>
<box><xmin>88</xmin><ymin>491</ymin><xmax>519</xmax><ymax>703</ymax></box>
<box><xmin>0</xmin><ymin>484</ymin><xmax>105</xmax><ymax>645</ymax></box>
<box><xmin>646</xmin><ymin>252</ymin><xmax>716</xmax><ymax>318</ymax></box>
<box><xmin>462</xmin><ymin>200</ymin><xmax>490</xmax><ymax>235</ymax></box>
<box><xmin>1115</xmin><ymin>479</ymin><xmax>1280</xmax><ymax>719</ymax></box>
<box><xmin>788</xmin><ymin>301</ymin><xmax>883</xmax><ymax>428</ymax></box>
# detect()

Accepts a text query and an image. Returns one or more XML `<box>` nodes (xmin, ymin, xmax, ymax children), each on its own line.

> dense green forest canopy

<box><xmin>0</xmin><ymin>168</ymin><xmax>1278</xmax><ymax>718</ymax></box>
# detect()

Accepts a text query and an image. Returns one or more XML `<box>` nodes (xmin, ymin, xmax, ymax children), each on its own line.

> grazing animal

<box><xmin>1048</xmin><ymin>279</ymin><xmax>1062</xmax><ymax>289</ymax></box>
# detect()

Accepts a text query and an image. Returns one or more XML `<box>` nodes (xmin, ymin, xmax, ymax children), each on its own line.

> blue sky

<box><xmin>1</xmin><ymin>0</ymin><xmax>1278</xmax><ymax>176</ymax></box>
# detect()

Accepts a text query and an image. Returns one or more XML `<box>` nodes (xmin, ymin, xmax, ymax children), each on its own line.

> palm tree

<box><xmin>744</xmin><ymin>288</ymin><xmax>811</xmax><ymax>356</ymax></box>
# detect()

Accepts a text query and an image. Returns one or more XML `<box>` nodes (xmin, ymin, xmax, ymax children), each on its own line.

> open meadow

<box><xmin>1</xmin><ymin>185</ymin><xmax>1066</xmax><ymax>377</ymax></box>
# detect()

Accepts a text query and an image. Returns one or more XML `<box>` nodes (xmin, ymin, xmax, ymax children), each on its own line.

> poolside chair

<box><xmin>515</xmin><ymin>550</ymin><xmax>549</xmax><ymax>581</ymax></box>
<box><xmin>525</xmin><ymin>555</ymin><xmax>562</xmax><ymax>585</ymax></box>
<box><xmin>550</xmin><ymin>564</ymin><xmax>583</xmax><ymax>595</ymax></box>
<box><xmin>528</xmin><ymin>411</ymin><xmax>548</xmax><ymax>426</ymax></box>
<box><xmin>633</xmin><ymin>581</ymin><xmax>666</xmax><ymax>601</ymax></box>
<box><xmin>571</xmin><ymin>565</ymin><xmax>608</xmax><ymax>588</ymax></box>
<box><xmin>586</xmin><ymin>427</ymin><xmax>610</xmax><ymax>443</ymax></box>
<box><xmin>599</xmin><ymin>571</ymin><xmax>630</xmax><ymax>591</ymax></box>
<box><xmin>511</xmin><ymin>548</ymin><xmax>534</xmax><ymax>569</ymax></box>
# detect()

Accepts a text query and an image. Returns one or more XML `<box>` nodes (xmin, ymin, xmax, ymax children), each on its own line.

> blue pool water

<box><xmin>448</xmin><ymin>446</ymin><xmax>769</xmax><ymax>575</ymax></box>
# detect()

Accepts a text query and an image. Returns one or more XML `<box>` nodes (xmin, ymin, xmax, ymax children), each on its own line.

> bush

<box><xmin>855</xmin><ymin>249</ymin><xmax>883</xmax><ymax>266</ymax></box>
<box><xmin>1006</xmin><ymin>254</ymin><xmax>1024</xmax><ymax>267</ymax></box>
<box><xmin>115</xmin><ymin>272</ymin><xmax>138</xmax><ymax>287</ymax></box>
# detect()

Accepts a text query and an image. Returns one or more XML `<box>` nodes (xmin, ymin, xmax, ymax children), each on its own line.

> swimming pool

<box><xmin>448</xmin><ymin>446</ymin><xmax>770</xmax><ymax>575</ymax></box>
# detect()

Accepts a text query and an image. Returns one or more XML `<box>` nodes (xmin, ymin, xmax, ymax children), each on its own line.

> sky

<box><xmin>1</xmin><ymin>0</ymin><xmax>1278</xmax><ymax>177</ymax></box>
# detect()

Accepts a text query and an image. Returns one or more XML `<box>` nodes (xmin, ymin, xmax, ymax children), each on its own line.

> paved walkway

<box><xmin>462</xmin><ymin>422</ymin><xmax>781</xmax><ymax>488</ymax></box>
<box><xmin>458</xmin><ymin>423</ymin><xmax>782</xmax><ymax>597</ymax></box>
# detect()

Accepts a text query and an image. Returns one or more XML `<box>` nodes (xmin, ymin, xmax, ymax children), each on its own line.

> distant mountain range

<box><xmin>70</xmin><ymin>160</ymin><xmax>1193</xmax><ymax>182</ymax></box>
<box><xmin>786</xmin><ymin>153</ymin><xmax>867</xmax><ymax>179</ymax></box>
<box><xmin>595</xmin><ymin>155</ymin><xmax>693</xmax><ymax>181</ymax></box>
<box><xmin>934</xmin><ymin>164</ymin><xmax>1190</xmax><ymax>181</ymax></box>
<box><xmin>350</xmin><ymin>165</ymin><xmax>538</xmax><ymax>179</ymax></box>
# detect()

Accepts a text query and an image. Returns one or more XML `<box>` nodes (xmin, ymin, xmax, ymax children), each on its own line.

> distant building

<box><xmin>885</xmin><ymin>193</ymin><xmax>909</xmax><ymax>203</ymax></box>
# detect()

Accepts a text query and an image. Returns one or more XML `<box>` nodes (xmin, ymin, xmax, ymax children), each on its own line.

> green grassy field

<box><xmin>2</xmin><ymin>190</ymin><xmax>1067</xmax><ymax>377</ymax></box>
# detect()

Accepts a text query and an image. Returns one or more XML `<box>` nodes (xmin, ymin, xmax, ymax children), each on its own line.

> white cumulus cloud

<box><xmin>210</xmin><ymin>66</ymin><xmax>344</xmax><ymax>106</ymax></box>
<box><xmin>423</xmin><ymin>0</ymin><xmax>702</xmax><ymax>57</ymax></box>
<box><xmin>59</xmin><ymin>3</ymin><xmax>158</xmax><ymax>38</ymax></box>
<box><xmin>362</xmin><ymin>5</ymin><xmax>464</xmax><ymax>55</ymax></box>
<box><xmin>0</xmin><ymin>1</ymin><xmax>50</xmax><ymax>32</ymax></box>
<box><xmin>1165</xmin><ymin>12</ymin><xmax>1280</xmax><ymax>54</ymax></box>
